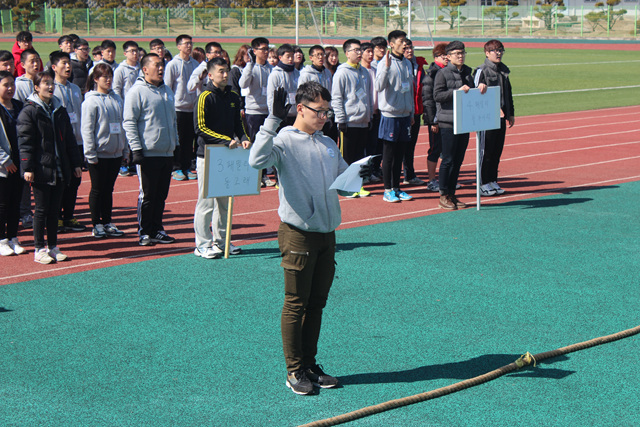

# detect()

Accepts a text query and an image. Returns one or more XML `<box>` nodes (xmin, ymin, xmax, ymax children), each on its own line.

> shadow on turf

<box><xmin>339</xmin><ymin>353</ymin><xmax>574</xmax><ymax>385</ymax></box>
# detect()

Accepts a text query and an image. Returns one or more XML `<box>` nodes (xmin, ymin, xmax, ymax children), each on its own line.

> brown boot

<box><xmin>451</xmin><ymin>195</ymin><xmax>467</xmax><ymax>209</ymax></box>
<box><xmin>439</xmin><ymin>194</ymin><xmax>457</xmax><ymax>210</ymax></box>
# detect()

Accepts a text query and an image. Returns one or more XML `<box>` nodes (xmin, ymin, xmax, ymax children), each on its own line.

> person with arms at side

<box><xmin>433</xmin><ymin>41</ymin><xmax>486</xmax><ymax>210</ymax></box>
<box><xmin>250</xmin><ymin>83</ymin><xmax>358</xmax><ymax>395</ymax></box>
<box><xmin>69</xmin><ymin>38</ymin><xmax>93</xmax><ymax>94</ymax></box>
<box><xmin>474</xmin><ymin>39</ymin><xmax>515</xmax><ymax>197</ymax></box>
<box><xmin>82</xmin><ymin>63</ymin><xmax>127</xmax><ymax>239</ymax></box>
<box><xmin>331</xmin><ymin>38</ymin><xmax>373</xmax><ymax>199</ymax></box>
<box><xmin>375</xmin><ymin>30</ymin><xmax>415</xmax><ymax>203</ymax></box>
<box><xmin>164</xmin><ymin>34</ymin><xmax>199</xmax><ymax>182</ymax></box>
<box><xmin>12</xmin><ymin>31</ymin><xmax>43</xmax><ymax>77</ymax></box>
<box><xmin>292</xmin><ymin>45</ymin><xmax>305</xmax><ymax>71</ymax></box>
<box><xmin>370</xmin><ymin>36</ymin><xmax>387</xmax><ymax>70</ymax></box>
<box><xmin>323</xmin><ymin>46</ymin><xmax>340</xmax><ymax>76</ymax></box>
<box><xmin>422</xmin><ymin>43</ymin><xmax>449</xmax><ymax>193</ymax></box>
<box><xmin>193</xmin><ymin>57</ymin><xmax>250</xmax><ymax>259</ymax></box>
<box><xmin>298</xmin><ymin>45</ymin><xmax>335</xmax><ymax>142</ymax></box>
<box><xmin>360</xmin><ymin>42</ymin><xmax>383</xmax><ymax>182</ymax></box>
<box><xmin>123</xmin><ymin>53</ymin><xmax>178</xmax><ymax>246</ymax></box>
<box><xmin>229</xmin><ymin>44</ymin><xmax>251</xmax><ymax>111</ymax></box>
<box><xmin>267</xmin><ymin>44</ymin><xmax>300</xmax><ymax>129</ymax></box>
<box><xmin>91</xmin><ymin>46</ymin><xmax>102</xmax><ymax>63</ymax></box>
<box><xmin>17</xmin><ymin>72</ymin><xmax>83</xmax><ymax>264</ymax></box>
<box><xmin>91</xmin><ymin>40</ymin><xmax>118</xmax><ymax>73</ymax></box>
<box><xmin>0</xmin><ymin>71</ymin><xmax>26</xmax><ymax>256</ymax></box>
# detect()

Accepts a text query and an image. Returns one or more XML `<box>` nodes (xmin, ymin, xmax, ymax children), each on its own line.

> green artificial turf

<box><xmin>1</xmin><ymin>181</ymin><xmax>639</xmax><ymax>426</ymax></box>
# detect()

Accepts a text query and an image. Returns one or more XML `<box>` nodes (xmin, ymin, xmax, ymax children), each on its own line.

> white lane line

<box><xmin>515</xmin><ymin>85</ymin><xmax>640</xmax><ymax>97</ymax></box>
<box><xmin>510</xmin><ymin>60</ymin><xmax>640</xmax><ymax>68</ymax></box>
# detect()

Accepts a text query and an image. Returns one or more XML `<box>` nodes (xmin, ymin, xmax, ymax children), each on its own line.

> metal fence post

<box><xmin>193</xmin><ymin>8</ymin><xmax>196</xmax><ymax>35</ymax></box>
<box><xmin>87</xmin><ymin>8</ymin><xmax>90</xmax><ymax>35</ymax></box>
<box><xmin>140</xmin><ymin>8</ymin><xmax>143</xmax><ymax>35</ymax></box>
<box><xmin>270</xmin><ymin>8</ymin><xmax>273</xmax><ymax>35</ymax></box>
<box><xmin>166</xmin><ymin>8</ymin><xmax>170</xmax><ymax>36</ymax></box>
<box><xmin>505</xmin><ymin>5</ymin><xmax>508</xmax><ymax>36</ymax></box>
<box><xmin>113</xmin><ymin>8</ymin><xmax>116</xmax><ymax>36</ymax></box>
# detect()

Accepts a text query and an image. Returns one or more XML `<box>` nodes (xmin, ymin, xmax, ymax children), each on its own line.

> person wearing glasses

<box><xmin>188</xmin><ymin>41</ymin><xmax>223</xmax><ymax>96</ymax></box>
<box><xmin>164</xmin><ymin>34</ymin><xmax>199</xmax><ymax>182</ymax></box>
<box><xmin>473</xmin><ymin>39</ymin><xmax>514</xmax><ymax>197</ymax></box>
<box><xmin>433</xmin><ymin>40</ymin><xmax>487</xmax><ymax>210</ymax></box>
<box><xmin>331</xmin><ymin>39</ymin><xmax>373</xmax><ymax>198</ymax></box>
<box><xmin>250</xmin><ymin>82</ymin><xmax>358</xmax><ymax>395</ymax></box>
<box><xmin>113</xmin><ymin>41</ymin><xmax>140</xmax><ymax>101</ymax></box>
<box><xmin>70</xmin><ymin>39</ymin><xmax>93</xmax><ymax>93</ymax></box>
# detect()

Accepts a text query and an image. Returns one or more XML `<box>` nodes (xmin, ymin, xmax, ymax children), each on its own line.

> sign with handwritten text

<box><xmin>203</xmin><ymin>145</ymin><xmax>261</xmax><ymax>198</ymax></box>
<box><xmin>453</xmin><ymin>86</ymin><xmax>501</xmax><ymax>135</ymax></box>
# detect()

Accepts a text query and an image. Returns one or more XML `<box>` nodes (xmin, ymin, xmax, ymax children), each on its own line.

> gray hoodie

<box><xmin>187</xmin><ymin>60</ymin><xmax>209</xmax><ymax>96</ymax></box>
<box><xmin>81</xmin><ymin>90</ymin><xmax>127</xmax><ymax>164</ymax></box>
<box><xmin>53</xmin><ymin>79</ymin><xmax>83</xmax><ymax>145</ymax></box>
<box><xmin>374</xmin><ymin>53</ymin><xmax>415</xmax><ymax>118</ymax></box>
<box><xmin>298</xmin><ymin>64</ymin><xmax>333</xmax><ymax>92</ymax></box>
<box><xmin>266</xmin><ymin>66</ymin><xmax>299</xmax><ymax>118</ymax></box>
<box><xmin>239</xmin><ymin>61</ymin><xmax>272</xmax><ymax>115</ymax></box>
<box><xmin>13</xmin><ymin>76</ymin><xmax>34</xmax><ymax>103</ymax></box>
<box><xmin>164</xmin><ymin>55</ymin><xmax>199</xmax><ymax>112</ymax></box>
<box><xmin>249</xmin><ymin>116</ymin><xmax>348</xmax><ymax>233</ymax></box>
<box><xmin>112</xmin><ymin>60</ymin><xmax>141</xmax><ymax>100</ymax></box>
<box><xmin>331</xmin><ymin>63</ymin><xmax>373</xmax><ymax>127</ymax></box>
<box><xmin>123</xmin><ymin>77</ymin><xmax>177</xmax><ymax>157</ymax></box>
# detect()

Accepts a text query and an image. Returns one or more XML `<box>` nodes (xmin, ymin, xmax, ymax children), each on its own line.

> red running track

<box><xmin>2</xmin><ymin>105</ymin><xmax>639</xmax><ymax>285</ymax></box>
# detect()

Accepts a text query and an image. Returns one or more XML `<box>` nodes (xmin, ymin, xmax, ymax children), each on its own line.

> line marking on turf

<box><xmin>500</xmin><ymin>140</ymin><xmax>640</xmax><ymax>162</ymax></box>
<box><xmin>510</xmin><ymin>60</ymin><xmax>640</xmax><ymax>68</ymax></box>
<box><xmin>514</xmin><ymin>85</ymin><xmax>640</xmax><ymax>96</ymax></box>
<box><xmin>507</xmin><ymin>155</ymin><xmax>640</xmax><ymax>177</ymax></box>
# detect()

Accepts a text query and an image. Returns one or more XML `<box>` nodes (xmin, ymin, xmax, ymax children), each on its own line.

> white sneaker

<box><xmin>0</xmin><ymin>238</ymin><xmax>14</xmax><ymax>256</ymax></box>
<box><xmin>35</xmin><ymin>248</ymin><xmax>54</xmax><ymax>264</ymax></box>
<box><xmin>92</xmin><ymin>224</ymin><xmax>106</xmax><ymax>239</ymax></box>
<box><xmin>216</xmin><ymin>243</ymin><xmax>242</xmax><ymax>255</ymax></box>
<box><xmin>9</xmin><ymin>237</ymin><xmax>26</xmax><ymax>255</ymax></box>
<box><xmin>490</xmin><ymin>181</ymin><xmax>505</xmax><ymax>195</ymax></box>
<box><xmin>194</xmin><ymin>246</ymin><xmax>223</xmax><ymax>259</ymax></box>
<box><xmin>480</xmin><ymin>184</ymin><xmax>497</xmax><ymax>196</ymax></box>
<box><xmin>426</xmin><ymin>180</ymin><xmax>440</xmax><ymax>192</ymax></box>
<box><xmin>49</xmin><ymin>246</ymin><xmax>68</xmax><ymax>262</ymax></box>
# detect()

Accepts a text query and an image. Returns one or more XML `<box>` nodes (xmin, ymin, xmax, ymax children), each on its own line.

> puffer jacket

<box><xmin>433</xmin><ymin>62</ymin><xmax>475</xmax><ymax>127</ymax></box>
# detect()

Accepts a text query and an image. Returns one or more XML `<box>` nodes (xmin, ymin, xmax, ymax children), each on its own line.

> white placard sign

<box><xmin>203</xmin><ymin>145</ymin><xmax>261</xmax><ymax>198</ymax></box>
<box><xmin>453</xmin><ymin>86</ymin><xmax>501</xmax><ymax>135</ymax></box>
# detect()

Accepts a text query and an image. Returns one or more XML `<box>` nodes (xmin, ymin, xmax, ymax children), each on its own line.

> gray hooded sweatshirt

<box><xmin>331</xmin><ymin>63</ymin><xmax>373</xmax><ymax>127</ymax></box>
<box><xmin>164</xmin><ymin>55</ymin><xmax>199</xmax><ymax>112</ymax></box>
<box><xmin>113</xmin><ymin>60</ymin><xmax>141</xmax><ymax>100</ymax></box>
<box><xmin>249</xmin><ymin>116</ymin><xmax>348</xmax><ymax>233</ymax></box>
<box><xmin>374</xmin><ymin>53</ymin><xmax>415</xmax><ymax>118</ymax></box>
<box><xmin>298</xmin><ymin>64</ymin><xmax>333</xmax><ymax>92</ymax></box>
<box><xmin>239</xmin><ymin>61</ymin><xmax>273</xmax><ymax>115</ymax></box>
<box><xmin>81</xmin><ymin>90</ymin><xmax>127</xmax><ymax>164</ymax></box>
<box><xmin>266</xmin><ymin>66</ymin><xmax>299</xmax><ymax>118</ymax></box>
<box><xmin>123</xmin><ymin>77</ymin><xmax>177</xmax><ymax>157</ymax></box>
<box><xmin>53</xmin><ymin>79</ymin><xmax>83</xmax><ymax>145</ymax></box>
<box><xmin>13</xmin><ymin>75</ymin><xmax>34</xmax><ymax>103</ymax></box>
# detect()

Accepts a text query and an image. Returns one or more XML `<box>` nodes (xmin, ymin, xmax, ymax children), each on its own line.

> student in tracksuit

<box><xmin>50</xmin><ymin>51</ymin><xmax>85</xmax><ymax>232</ymax></box>
<box><xmin>474</xmin><ymin>39</ymin><xmax>515</xmax><ymax>197</ymax></box>
<box><xmin>249</xmin><ymin>82</ymin><xmax>351</xmax><ymax>396</ymax></box>
<box><xmin>374</xmin><ymin>30</ymin><xmax>415</xmax><ymax>203</ymax></box>
<box><xmin>331</xmin><ymin>38</ymin><xmax>373</xmax><ymax>198</ymax></box>
<box><xmin>193</xmin><ymin>57</ymin><xmax>250</xmax><ymax>260</ymax></box>
<box><xmin>123</xmin><ymin>53</ymin><xmax>178</xmax><ymax>246</ymax></box>
<box><xmin>82</xmin><ymin>63</ymin><xmax>127</xmax><ymax>239</ymax></box>
<box><xmin>433</xmin><ymin>41</ymin><xmax>487</xmax><ymax>210</ymax></box>
<box><xmin>164</xmin><ymin>34</ymin><xmax>199</xmax><ymax>181</ymax></box>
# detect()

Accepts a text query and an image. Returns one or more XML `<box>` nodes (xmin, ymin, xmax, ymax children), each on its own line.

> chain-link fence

<box><xmin>1</xmin><ymin>5</ymin><xmax>637</xmax><ymax>39</ymax></box>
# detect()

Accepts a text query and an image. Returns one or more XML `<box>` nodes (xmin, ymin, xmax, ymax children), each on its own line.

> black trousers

<box><xmin>32</xmin><ymin>182</ymin><xmax>64</xmax><ymax>249</ymax></box>
<box><xmin>88</xmin><ymin>157</ymin><xmax>122</xmax><ymax>226</ymax></box>
<box><xmin>439</xmin><ymin>127</ymin><xmax>469</xmax><ymax>196</ymax></box>
<box><xmin>403</xmin><ymin>114</ymin><xmax>422</xmax><ymax>180</ymax></box>
<box><xmin>341</xmin><ymin>126</ymin><xmax>369</xmax><ymax>165</ymax></box>
<box><xmin>136</xmin><ymin>156</ymin><xmax>172</xmax><ymax>237</ymax></box>
<box><xmin>382</xmin><ymin>139</ymin><xmax>406</xmax><ymax>190</ymax></box>
<box><xmin>176</xmin><ymin>111</ymin><xmax>195</xmax><ymax>173</ymax></box>
<box><xmin>60</xmin><ymin>145</ymin><xmax>83</xmax><ymax>221</ymax></box>
<box><xmin>0</xmin><ymin>172</ymin><xmax>24</xmax><ymax>240</ymax></box>
<box><xmin>480</xmin><ymin>117</ymin><xmax>507</xmax><ymax>184</ymax></box>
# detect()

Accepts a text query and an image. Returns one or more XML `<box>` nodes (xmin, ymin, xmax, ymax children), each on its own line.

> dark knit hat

<box><xmin>432</xmin><ymin>42</ymin><xmax>447</xmax><ymax>58</ymax></box>
<box><xmin>445</xmin><ymin>40</ymin><xmax>465</xmax><ymax>54</ymax></box>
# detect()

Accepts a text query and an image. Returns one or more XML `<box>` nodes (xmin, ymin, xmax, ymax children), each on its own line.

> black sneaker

<box><xmin>150</xmin><ymin>231</ymin><xmax>175</xmax><ymax>244</ymax></box>
<box><xmin>305</xmin><ymin>364</ymin><xmax>339</xmax><ymax>388</ymax></box>
<box><xmin>286</xmin><ymin>369</ymin><xmax>314</xmax><ymax>395</ymax></box>
<box><xmin>64</xmin><ymin>218</ymin><xmax>87</xmax><ymax>232</ymax></box>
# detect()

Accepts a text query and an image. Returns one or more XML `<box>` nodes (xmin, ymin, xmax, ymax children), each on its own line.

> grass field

<box><xmin>2</xmin><ymin>40</ymin><xmax>639</xmax><ymax>117</ymax></box>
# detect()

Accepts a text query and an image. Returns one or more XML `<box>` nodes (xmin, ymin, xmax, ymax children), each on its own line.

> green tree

<box><xmin>533</xmin><ymin>0</ymin><xmax>565</xmax><ymax>31</ymax></box>
<box><xmin>485</xmin><ymin>0</ymin><xmax>520</xmax><ymax>29</ymax></box>
<box><xmin>438</xmin><ymin>0</ymin><xmax>467</xmax><ymax>30</ymax></box>
<box><xmin>7</xmin><ymin>0</ymin><xmax>46</xmax><ymax>31</ymax></box>
<box><xmin>584</xmin><ymin>0</ymin><xmax>627</xmax><ymax>31</ymax></box>
<box><xmin>191</xmin><ymin>0</ymin><xmax>219</xmax><ymax>30</ymax></box>
<box><xmin>59</xmin><ymin>0</ymin><xmax>88</xmax><ymax>31</ymax></box>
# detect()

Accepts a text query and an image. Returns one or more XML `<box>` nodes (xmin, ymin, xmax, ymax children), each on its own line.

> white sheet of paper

<box><xmin>329</xmin><ymin>156</ymin><xmax>375</xmax><ymax>193</ymax></box>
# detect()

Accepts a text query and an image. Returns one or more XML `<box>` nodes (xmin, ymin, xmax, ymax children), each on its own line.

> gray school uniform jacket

<box><xmin>163</xmin><ymin>55</ymin><xmax>199</xmax><ymax>112</ymax></box>
<box><xmin>123</xmin><ymin>77</ymin><xmax>177</xmax><ymax>157</ymax></box>
<box><xmin>298</xmin><ymin>64</ymin><xmax>333</xmax><ymax>92</ymax></box>
<box><xmin>474</xmin><ymin>58</ymin><xmax>514</xmax><ymax>118</ymax></box>
<box><xmin>112</xmin><ymin>60</ymin><xmax>141</xmax><ymax>100</ymax></box>
<box><xmin>81</xmin><ymin>90</ymin><xmax>127</xmax><ymax>164</ymax></box>
<box><xmin>239</xmin><ymin>61</ymin><xmax>272</xmax><ymax>115</ymax></box>
<box><xmin>331</xmin><ymin>63</ymin><xmax>373</xmax><ymax>127</ymax></box>
<box><xmin>187</xmin><ymin>60</ymin><xmax>208</xmax><ymax>96</ymax></box>
<box><xmin>249</xmin><ymin>116</ymin><xmax>348</xmax><ymax>234</ymax></box>
<box><xmin>266</xmin><ymin>66</ymin><xmax>299</xmax><ymax>118</ymax></box>
<box><xmin>88</xmin><ymin>59</ymin><xmax>118</xmax><ymax>75</ymax></box>
<box><xmin>53</xmin><ymin>80</ymin><xmax>83</xmax><ymax>145</ymax></box>
<box><xmin>13</xmin><ymin>76</ymin><xmax>34</xmax><ymax>103</ymax></box>
<box><xmin>374</xmin><ymin>53</ymin><xmax>415</xmax><ymax>118</ymax></box>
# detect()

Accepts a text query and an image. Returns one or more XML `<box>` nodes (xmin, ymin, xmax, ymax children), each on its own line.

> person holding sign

<box><xmin>81</xmin><ymin>63</ymin><xmax>127</xmax><ymax>239</ymax></box>
<box><xmin>433</xmin><ymin>41</ymin><xmax>486</xmax><ymax>210</ymax></box>
<box><xmin>249</xmin><ymin>83</ymin><xmax>350</xmax><ymax>395</ymax></box>
<box><xmin>473</xmin><ymin>40</ymin><xmax>515</xmax><ymax>197</ymax></box>
<box><xmin>193</xmin><ymin>57</ymin><xmax>250</xmax><ymax>259</ymax></box>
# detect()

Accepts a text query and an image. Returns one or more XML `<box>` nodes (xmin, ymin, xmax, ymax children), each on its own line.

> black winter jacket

<box><xmin>17</xmin><ymin>95</ymin><xmax>83</xmax><ymax>186</ymax></box>
<box><xmin>473</xmin><ymin>58</ymin><xmax>514</xmax><ymax>118</ymax></box>
<box><xmin>433</xmin><ymin>62</ymin><xmax>475</xmax><ymax>128</ymax></box>
<box><xmin>421</xmin><ymin>61</ymin><xmax>445</xmax><ymax>126</ymax></box>
<box><xmin>194</xmin><ymin>82</ymin><xmax>248</xmax><ymax>158</ymax></box>
<box><xmin>0</xmin><ymin>99</ymin><xmax>23</xmax><ymax>169</ymax></box>
<box><xmin>70</xmin><ymin>58</ymin><xmax>93</xmax><ymax>93</ymax></box>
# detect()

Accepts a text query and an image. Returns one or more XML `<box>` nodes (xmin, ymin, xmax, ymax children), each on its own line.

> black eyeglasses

<box><xmin>490</xmin><ymin>49</ymin><xmax>505</xmax><ymax>54</ymax></box>
<box><xmin>302</xmin><ymin>104</ymin><xmax>334</xmax><ymax>120</ymax></box>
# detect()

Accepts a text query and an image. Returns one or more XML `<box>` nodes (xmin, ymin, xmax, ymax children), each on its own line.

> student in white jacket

<box><xmin>82</xmin><ymin>63</ymin><xmax>127</xmax><ymax>239</ymax></box>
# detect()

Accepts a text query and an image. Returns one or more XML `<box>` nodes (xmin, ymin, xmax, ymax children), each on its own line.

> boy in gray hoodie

<box><xmin>249</xmin><ymin>82</ymin><xmax>348</xmax><ymax>395</ymax></box>
<box><xmin>266</xmin><ymin>44</ymin><xmax>299</xmax><ymax>127</ymax></box>
<box><xmin>123</xmin><ymin>53</ymin><xmax>178</xmax><ymax>246</ymax></box>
